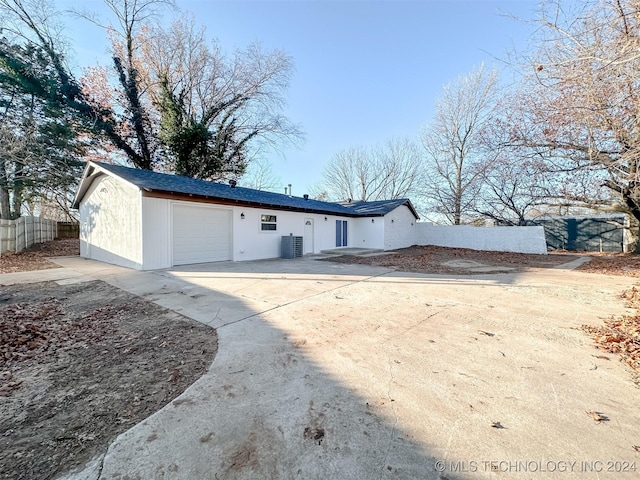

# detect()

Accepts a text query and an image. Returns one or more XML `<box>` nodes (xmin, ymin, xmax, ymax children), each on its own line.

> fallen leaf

<box><xmin>586</xmin><ymin>410</ymin><xmax>609</xmax><ymax>422</ymax></box>
<box><xmin>491</xmin><ymin>421</ymin><xmax>505</xmax><ymax>429</ymax></box>
<box><xmin>168</xmin><ymin>369</ymin><xmax>181</xmax><ymax>383</ymax></box>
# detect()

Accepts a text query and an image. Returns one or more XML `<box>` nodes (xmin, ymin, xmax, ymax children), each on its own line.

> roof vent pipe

<box><xmin>229</xmin><ymin>179</ymin><xmax>237</xmax><ymax>188</ymax></box>
<box><xmin>288</xmin><ymin>184</ymin><xmax>292</xmax><ymax>197</ymax></box>
<box><xmin>303</xmin><ymin>194</ymin><xmax>309</xmax><ymax>200</ymax></box>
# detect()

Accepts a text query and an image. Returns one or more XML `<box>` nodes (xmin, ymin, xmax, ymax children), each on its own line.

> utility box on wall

<box><xmin>281</xmin><ymin>235</ymin><xmax>303</xmax><ymax>259</ymax></box>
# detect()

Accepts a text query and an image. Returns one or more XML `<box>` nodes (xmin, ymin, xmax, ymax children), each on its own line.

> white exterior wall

<box><xmin>82</xmin><ymin>183</ymin><xmax>397</xmax><ymax>269</ymax></box>
<box><xmin>80</xmin><ymin>175</ymin><xmax>143</xmax><ymax>269</ymax></box>
<box><xmin>138</xmin><ymin>198</ymin><xmax>368</xmax><ymax>267</ymax></box>
<box><xmin>312</xmin><ymin>215</ymin><xmax>357</xmax><ymax>253</ymax></box>
<box><xmin>383</xmin><ymin>205</ymin><xmax>418</xmax><ymax>250</ymax></box>
<box><xmin>141</xmin><ymin>197</ymin><xmax>171</xmax><ymax>270</ymax></box>
<box><xmin>350</xmin><ymin>217</ymin><xmax>385</xmax><ymax>249</ymax></box>
<box><xmin>416</xmin><ymin>224</ymin><xmax>548</xmax><ymax>254</ymax></box>
<box><xmin>232</xmin><ymin>207</ymin><xmax>354</xmax><ymax>260</ymax></box>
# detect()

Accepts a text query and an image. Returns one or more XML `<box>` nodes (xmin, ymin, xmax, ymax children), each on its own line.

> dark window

<box><xmin>261</xmin><ymin>214</ymin><xmax>277</xmax><ymax>231</ymax></box>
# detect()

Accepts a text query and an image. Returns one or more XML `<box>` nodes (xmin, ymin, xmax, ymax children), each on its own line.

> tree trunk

<box><xmin>454</xmin><ymin>157</ymin><xmax>463</xmax><ymax>225</ymax></box>
<box><xmin>633</xmin><ymin>223</ymin><xmax>640</xmax><ymax>254</ymax></box>
<box><xmin>623</xmin><ymin>190</ymin><xmax>640</xmax><ymax>253</ymax></box>
<box><xmin>11</xmin><ymin>177</ymin><xmax>23</xmax><ymax>219</ymax></box>
<box><xmin>0</xmin><ymin>185</ymin><xmax>9</xmax><ymax>220</ymax></box>
<box><xmin>0</xmin><ymin>160</ymin><xmax>10</xmax><ymax>219</ymax></box>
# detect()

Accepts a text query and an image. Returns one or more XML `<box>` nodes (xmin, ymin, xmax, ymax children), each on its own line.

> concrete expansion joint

<box><xmin>95</xmin><ymin>454</ymin><xmax>105</xmax><ymax>480</ymax></box>
<box><xmin>215</xmin><ymin>270</ymin><xmax>393</xmax><ymax>329</ymax></box>
<box><xmin>209</xmin><ymin>306</ymin><xmax>223</xmax><ymax>325</ymax></box>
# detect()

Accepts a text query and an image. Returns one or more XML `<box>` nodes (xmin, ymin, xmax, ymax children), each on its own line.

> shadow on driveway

<box><xmin>44</xmin><ymin>256</ymin><xmax>640</xmax><ymax>480</ymax></box>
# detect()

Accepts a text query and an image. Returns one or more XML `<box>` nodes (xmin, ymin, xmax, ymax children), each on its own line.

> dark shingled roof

<box><xmin>346</xmin><ymin>199</ymin><xmax>419</xmax><ymax>218</ymax></box>
<box><xmin>74</xmin><ymin>161</ymin><xmax>418</xmax><ymax>219</ymax></box>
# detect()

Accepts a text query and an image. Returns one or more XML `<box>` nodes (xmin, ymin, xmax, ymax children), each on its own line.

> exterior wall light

<box><xmin>241</xmin><ymin>213</ymin><xmax>245</xmax><ymax>219</ymax></box>
<box><xmin>371</xmin><ymin>218</ymin><xmax>375</xmax><ymax>223</ymax></box>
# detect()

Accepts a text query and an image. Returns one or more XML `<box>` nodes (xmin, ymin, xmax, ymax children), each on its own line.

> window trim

<box><xmin>260</xmin><ymin>214</ymin><xmax>278</xmax><ymax>232</ymax></box>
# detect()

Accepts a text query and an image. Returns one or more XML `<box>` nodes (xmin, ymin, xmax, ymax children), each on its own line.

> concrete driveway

<box><xmin>5</xmin><ymin>256</ymin><xmax>639</xmax><ymax>479</ymax></box>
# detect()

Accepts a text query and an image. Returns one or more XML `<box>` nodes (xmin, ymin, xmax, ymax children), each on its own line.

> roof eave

<box><xmin>141</xmin><ymin>189</ymin><xmax>361</xmax><ymax>217</ymax></box>
<box><xmin>71</xmin><ymin>163</ymin><xmax>105</xmax><ymax>209</ymax></box>
<box><xmin>405</xmin><ymin>200</ymin><xmax>420</xmax><ymax>220</ymax></box>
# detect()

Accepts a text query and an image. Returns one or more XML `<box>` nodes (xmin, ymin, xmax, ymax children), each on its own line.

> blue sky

<box><xmin>59</xmin><ymin>0</ymin><xmax>540</xmax><ymax>195</ymax></box>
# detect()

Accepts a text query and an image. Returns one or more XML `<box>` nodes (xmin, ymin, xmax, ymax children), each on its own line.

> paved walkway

<box><xmin>3</xmin><ymin>257</ymin><xmax>639</xmax><ymax>480</ymax></box>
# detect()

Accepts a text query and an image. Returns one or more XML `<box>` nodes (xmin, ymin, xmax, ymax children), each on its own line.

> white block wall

<box><xmin>416</xmin><ymin>224</ymin><xmax>548</xmax><ymax>254</ymax></box>
<box><xmin>384</xmin><ymin>205</ymin><xmax>417</xmax><ymax>250</ymax></box>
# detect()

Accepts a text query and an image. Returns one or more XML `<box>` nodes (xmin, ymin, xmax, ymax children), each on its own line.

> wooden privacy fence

<box><xmin>0</xmin><ymin>217</ymin><xmax>57</xmax><ymax>255</ymax></box>
<box><xmin>57</xmin><ymin>222</ymin><xmax>80</xmax><ymax>239</ymax></box>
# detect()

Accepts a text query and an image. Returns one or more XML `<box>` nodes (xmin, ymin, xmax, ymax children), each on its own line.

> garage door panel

<box><xmin>172</xmin><ymin>204</ymin><xmax>231</xmax><ymax>265</ymax></box>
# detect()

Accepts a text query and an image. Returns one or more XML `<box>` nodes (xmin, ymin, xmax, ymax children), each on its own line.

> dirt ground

<box><xmin>323</xmin><ymin>245</ymin><xmax>579</xmax><ymax>274</ymax></box>
<box><xmin>575</xmin><ymin>252</ymin><xmax>640</xmax><ymax>277</ymax></box>
<box><xmin>0</xmin><ymin>280</ymin><xmax>218</xmax><ymax>480</ymax></box>
<box><xmin>323</xmin><ymin>244</ymin><xmax>640</xmax><ymax>276</ymax></box>
<box><xmin>0</xmin><ymin>239</ymin><xmax>80</xmax><ymax>273</ymax></box>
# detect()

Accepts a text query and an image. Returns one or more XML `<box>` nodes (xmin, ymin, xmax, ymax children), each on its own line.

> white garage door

<box><xmin>172</xmin><ymin>204</ymin><xmax>232</xmax><ymax>265</ymax></box>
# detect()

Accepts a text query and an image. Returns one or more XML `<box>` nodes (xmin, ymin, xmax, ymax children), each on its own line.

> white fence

<box><xmin>416</xmin><ymin>223</ymin><xmax>548</xmax><ymax>254</ymax></box>
<box><xmin>0</xmin><ymin>217</ymin><xmax>58</xmax><ymax>255</ymax></box>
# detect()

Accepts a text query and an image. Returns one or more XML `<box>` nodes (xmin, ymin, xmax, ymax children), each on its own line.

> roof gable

<box><xmin>345</xmin><ymin>199</ymin><xmax>419</xmax><ymax>218</ymax></box>
<box><xmin>73</xmin><ymin>162</ymin><xmax>418</xmax><ymax>219</ymax></box>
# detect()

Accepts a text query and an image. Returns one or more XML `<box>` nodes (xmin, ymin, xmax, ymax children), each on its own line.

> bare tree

<box><xmin>474</xmin><ymin>87</ymin><xmax>617</xmax><ymax>225</ymax></box>
<box><xmin>421</xmin><ymin>64</ymin><xmax>500</xmax><ymax>224</ymax></box>
<box><xmin>0</xmin><ymin>0</ymin><xmax>172</xmax><ymax>171</ymax></box>
<box><xmin>75</xmin><ymin>0</ymin><xmax>175</xmax><ymax>169</ymax></box>
<box><xmin>374</xmin><ymin>138</ymin><xmax>424</xmax><ymax>199</ymax></box>
<box><xmin>146</xmin><ymin>17</ymin><xmax>301</xmax><ymax>179</ymax></box>
<box><xmin>315</xmin><ymin>146</ymin><xmax>376</xmax><ymax>201</ymax></box>
<box><xmin>239</xmin><ymin>159</ymin><xmax>282</xmax><ymax>191</ymax></box>
<box><xmin>81</xmin><ymin>14</ymin><xmax>302</xmax><ymax>178</ymax></box>
<box><xmin>313</xmin><ymin>138</ymin><xmax>423</xmax><ymax>202</ymax></box>
<box><xmin>474</xmin><ymin>152</ymin><xmax>548</xmax><ymax>225</ymax></box>
<box><xmin>510</xmin><ymin>0</ymin><xmax>640</xmax><ymax>247</ymax></box>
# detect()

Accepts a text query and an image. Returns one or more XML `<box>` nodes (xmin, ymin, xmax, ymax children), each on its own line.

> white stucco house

<box><xmin>72</xmin><ymin>161</ymin><xmax>420</xmax><ymax>270</ymax></box>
